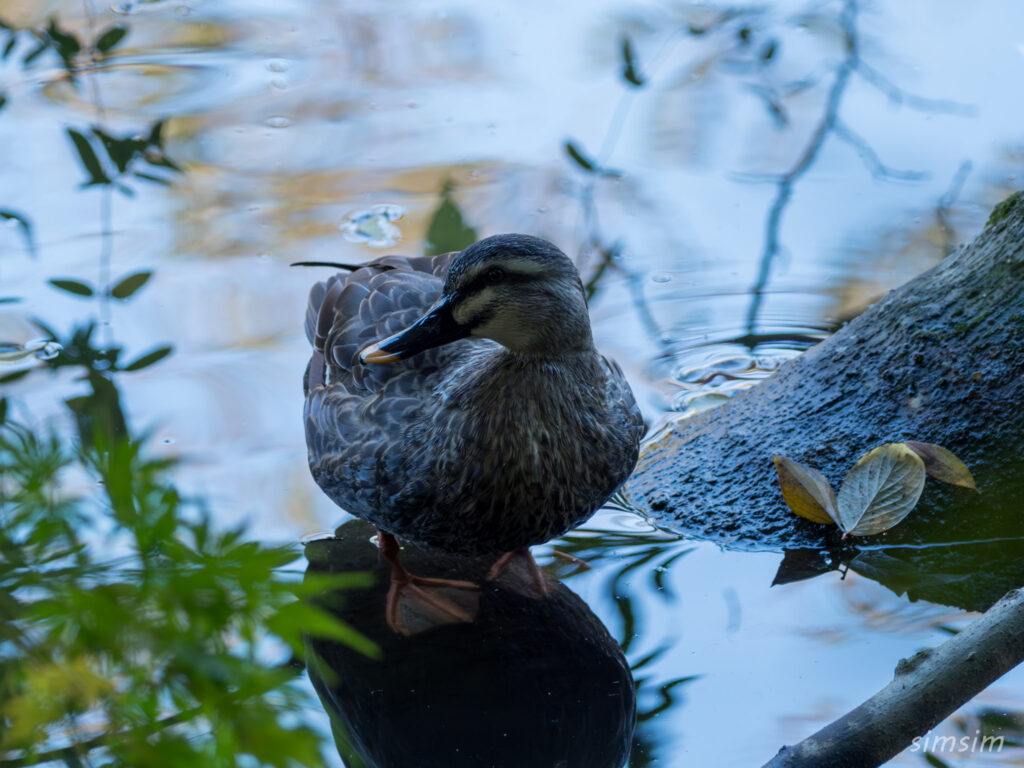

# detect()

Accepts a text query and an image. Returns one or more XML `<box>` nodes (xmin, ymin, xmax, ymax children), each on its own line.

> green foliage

<box><xmin>0</xmin><ymin>316</ymin><xmax>374</xmax><ymax>767</ymax></box>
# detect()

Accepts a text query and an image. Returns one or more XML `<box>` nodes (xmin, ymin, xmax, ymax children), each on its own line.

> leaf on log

<box><xmin>836</xmin><ymin>443</ymin><xmax>926</xmax><ymax>536</ymax></box>
<box><xmin>773</xmin><ymin>454</ymin><xmax>839</xmax><ymax>525</ymax></box>
<box><xmin>904</xmin><ymin>440</ymin><xmax>978</xmax><ymax>491</ymax></box>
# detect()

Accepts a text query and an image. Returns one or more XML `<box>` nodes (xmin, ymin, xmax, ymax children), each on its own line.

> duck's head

<box><xmin>360</xmin><ymin>234</ymin><xmax>592</xmax><ymax>363</ymax></box>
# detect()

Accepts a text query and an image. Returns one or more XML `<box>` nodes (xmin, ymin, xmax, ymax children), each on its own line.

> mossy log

<box><xmin>622</xmin><ymin>192</ymin><xmax>1024</xmax><ymax>610</ymax></box>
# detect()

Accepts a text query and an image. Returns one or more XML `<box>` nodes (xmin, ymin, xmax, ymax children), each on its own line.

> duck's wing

<box><xmin>303</xmin><ymin>251</ymin><xmax>456</xmax><ymax>395</ymax></box>
<box><xmin>302</xmin><ymin>251</ymin><xmax>464</xmax><ymax>520</ymax></box>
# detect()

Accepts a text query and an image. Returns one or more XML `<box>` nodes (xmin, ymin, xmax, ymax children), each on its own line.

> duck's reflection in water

<box><xmin>304</xmin><ymin>521</ymin><xmax>636</xmax><ymax>768</ymax></box>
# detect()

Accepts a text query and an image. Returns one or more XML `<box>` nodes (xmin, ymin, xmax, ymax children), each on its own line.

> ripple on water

<box><xmin>666</xmin><ymin>317</ymin><xmax>835</xmax><ymax>417</ymax></box>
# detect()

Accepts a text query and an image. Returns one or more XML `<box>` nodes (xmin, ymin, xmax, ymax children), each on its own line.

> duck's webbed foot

<box><xmin>377</xmin><ymin>532</ymin><xmax>479</xmax><ymax>637</ymax></box>
<box><xmin>485</xmin><ymin>548</ymin><xmax>552</xmax><ymax>599</ymax></box>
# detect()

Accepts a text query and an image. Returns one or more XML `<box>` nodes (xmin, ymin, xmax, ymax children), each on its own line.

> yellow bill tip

<box><xmin>359</xmin><ymin>342</ymin><xmax>403</xmax><ymax>364</ymax></box>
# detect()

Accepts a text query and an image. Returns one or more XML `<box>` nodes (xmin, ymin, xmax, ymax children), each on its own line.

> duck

<box><xmin>302</xmin><ymin>234</ymin><xmax>644</xmax><ymax>607</ymax></box>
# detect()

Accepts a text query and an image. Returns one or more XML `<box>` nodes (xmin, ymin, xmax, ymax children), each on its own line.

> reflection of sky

<box><xmin>3</xmin><ymin>0</ymin><xmax>1024</xmax><ymax>765</ymax></box>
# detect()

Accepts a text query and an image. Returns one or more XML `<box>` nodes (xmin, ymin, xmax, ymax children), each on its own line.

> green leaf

<box><xmin>0</xmin><ymin>92</ymin><xmax>6</xmax><ymax>111</ymax></box>
<box><xmin>620</xmin><ymin>36</ymin><xmax>645</xmax><ymax>87</ymax></box>
<box><xmin>109</xmin><ymin>271</ymin><xmax>152</xmax><ymax>300</ymax></box>
<box><xmin>923</xmin><ymin>752</ymin><xmax>952</xmax><ymax>768</ymax></box>
<box><xmin>0</xmin><ymin>210</ymin><xmax>35</xmax><ymax>256</ymax></box>
<box><xmin>0</xmin><ymin>368</ymin><xmax>29</xmax><ymax>383</ymax></box>
<box><xmin>0</xmin><ymin>396</ymin><xmax>7</xmax><ymax>425</ymax></box>
<box><xmin>95</xmin><ymin>25</ymin><xmax>127</xmax><ymax>54</ymax></box>
<box><xmin>564</xmin><ymin>140</ymin><xmax>597</xmax><ymax>173</ymax></box>
<box><xmin>22</xmin><ymin>41</ymin><xmax>47</xmax><ymax>66</ymax></box>
<box><xmin>121</xmin><ymin>345</ymin><xmax>172</xmax><ymax>371</ymax></box>
<box><xmin>148</xmin><ymin>119</ymin><xmax>165</xmax><ymax>145</ymax></box>
<box><xmin>836</xmin><ymin>443</ymin><xmax>926</xmax><ymax>536</ymax></box>
<box><xmin>66</xmin><ymin>128</ymin><xmax>110</xmax><ymax>186</ymax></box>
<box><xmin>93</xmin><ymin>127</ymin><xmax>142</xmax><ymax>174</ymax></box>
<box><xmin>3</xmin><ymin>36</ymin><xmax>17</xmax><ymax>60</ymax></box>
<box><xmin>424</xmin><ymin>180</ymin><xmax>477</xmax><ymax>256</ymax></box>
<box><xmin>267</xmin><ymin>600</ymin><xmax>379</xmax><ymax>659</ymax></box>
<box><xmin>49</xmin><ymin>278</ymin><xmax>95</xmax><ymax>297</ymax></box>
<box><xmin>46</xmin><ymin>17</ymin><xmax>80</xmax><ymax>67</ymax></box>
<box><xmin>133</xmin><ymin>171</ymin><xmax>170</xmax><ymax>185</ymax></box>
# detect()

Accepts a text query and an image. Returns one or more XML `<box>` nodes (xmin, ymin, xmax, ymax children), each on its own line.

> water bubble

<box><xmin>32</xmin><ymin>340</ymin><xmax>62</xmax><ymax>361</ymax></box>
<box><xmin>2</xmin><ymin>218</ymin><xmax>20</xmax><ymax>229</ymax></box>
<box><xmin>162</xmin><ymin>437</ymin><xmax>176</xmax><ymax>444</ymax></box>
<box><xmin>270</xmin><ymin>78</ymin><xmax>288</xmax><ymax>90</ymax></box>
<box><xmin>266</xmin><ymin>59</ymin><xmax>290</xmax><ymax>73</ymax></box>
<box><xmin>651</xmin><ymin>273</ymin><xmax>671</xmax><ymax>283</ymax></box>
<box><xmin>257</xmin><ymin>253</ymin><xmax>271</xmax><ymax>262</ymax></box>
<box><xmin>339</xmin><ymin>205</ymin><xmax>406</xmax><ymax>248</ymax></box>
<box><xmin>265</xmin><ymin>116</ymin><xmax>291</xmax><ymax>128</ymax></box>
<box><xmin>536</xmin><ymin>206</ymin><xmax>549</xmax><ymax>214</ymax></box>
<box><xmin>176</xmin><ymin>4</ymin><xmax>190</xmax><ymax>16</ymax></box>
<box><xmin>110</xmin><ymin>1</ymin><xmax>136</xmax><ymax>15</ymax></box>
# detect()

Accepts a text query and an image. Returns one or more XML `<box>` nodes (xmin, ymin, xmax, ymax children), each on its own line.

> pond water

<box><xmin>3</xmin><ymin>0</ymin><xmax>1024</xmax><ymax>765</ymax></box>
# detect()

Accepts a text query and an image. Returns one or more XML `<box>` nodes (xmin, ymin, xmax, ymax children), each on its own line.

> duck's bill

<box><xmin>360</xmin><ymin>295</ymin><xmax>470</xmax><ymax>364</ymax></box>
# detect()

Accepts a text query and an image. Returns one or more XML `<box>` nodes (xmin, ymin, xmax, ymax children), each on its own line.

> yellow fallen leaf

<box><xmin>903</xmin><ymin>440</ymin><xmax>978</xmax><ymax>491</ymax></box>
<box><xmin>773</xmin><ymin>454</ymin><xmax>839</xmax><ymax>526</ymax></box>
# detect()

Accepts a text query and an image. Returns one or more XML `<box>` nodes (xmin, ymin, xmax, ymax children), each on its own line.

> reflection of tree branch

<box><xmin>832</xmin><ymin>120</ymin><xmax>927</xmax><ymax>182</ymax></box>
<box><xmin>855</xmin><ymin>61</ymin><xmax>976</xmax><ymax>117</ymax></box>
<box><xmin>744</xmin><ymin>0</ymin><xmax>973</xmax><ymax>340</ymax></box>
<box><xmin>577</xmin><ymin>182</ymin><xmax>672</xmax><ymax>354</ymax></box>
<box><xmin>79</xmin><ymin>0</ymin><xmax>115</xmax><ymax>349</ymax></box>
<box><xmin>936</xmin><ymin>160</ymin><xmax>972</xmax><ymax>257</ymax></box>
<box><xmin>743</xmin><ymin>0</ymin><xmax>859</xmax><ymax>339</ymax></box>
<box><xmin>762</xmin><ymin>588</ymin><xmax>1024</xmax><ymax>768</ymax></box>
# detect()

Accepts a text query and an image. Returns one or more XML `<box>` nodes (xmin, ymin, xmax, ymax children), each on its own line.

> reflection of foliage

<box><xmin>66</xmin><ymin>121</ymin><xmax>181</xmax><ymax>195</ymax></box>
<box><xmin>0</xmin><ymin>210</ymin><xmax>34</xmax><ymax>257</ymax></box>
<box><xmin>548</xmin><ymin>523</ymin><xmax>696</xmax><ymax>768</ymax></box>
<box><xmin>0</xmin><ymin>15</ymin><xmax>128</xmax><ymax>83</ymax></box>
<box><xmin>424</xmin><ymin>180</ymin><xmax>478</xmax><ymax>256</ymax></box>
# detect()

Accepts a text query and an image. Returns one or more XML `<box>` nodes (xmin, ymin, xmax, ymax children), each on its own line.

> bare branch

<box><xmin>762</xmin><ymin>588</ymin><xmax>1024</xmax><ymax>768</ymax></box>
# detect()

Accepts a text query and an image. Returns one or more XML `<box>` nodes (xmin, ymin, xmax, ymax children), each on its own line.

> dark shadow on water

<box><xmin>304</xmin><ymin>520</ymin><xmax>637</xmax><ymax>768</ymax></box>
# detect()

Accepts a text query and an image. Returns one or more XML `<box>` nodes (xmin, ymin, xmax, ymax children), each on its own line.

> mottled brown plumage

<box><xmin>303</xmin><ymin>234</ymin><xmax>643</xmax><ymax>556</ymax></box>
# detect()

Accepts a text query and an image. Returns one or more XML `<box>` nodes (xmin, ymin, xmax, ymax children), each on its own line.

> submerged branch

<box><xmin>762</xmin><ymin>588</ymin><xmax>1024</xmax><ymax>768</ymax></box>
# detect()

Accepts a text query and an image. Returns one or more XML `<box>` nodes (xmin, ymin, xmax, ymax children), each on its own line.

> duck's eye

<box><xmin>486</xmin><ymin>266</ymin><xmax>505</xmax><ymax>283</ymax></box>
